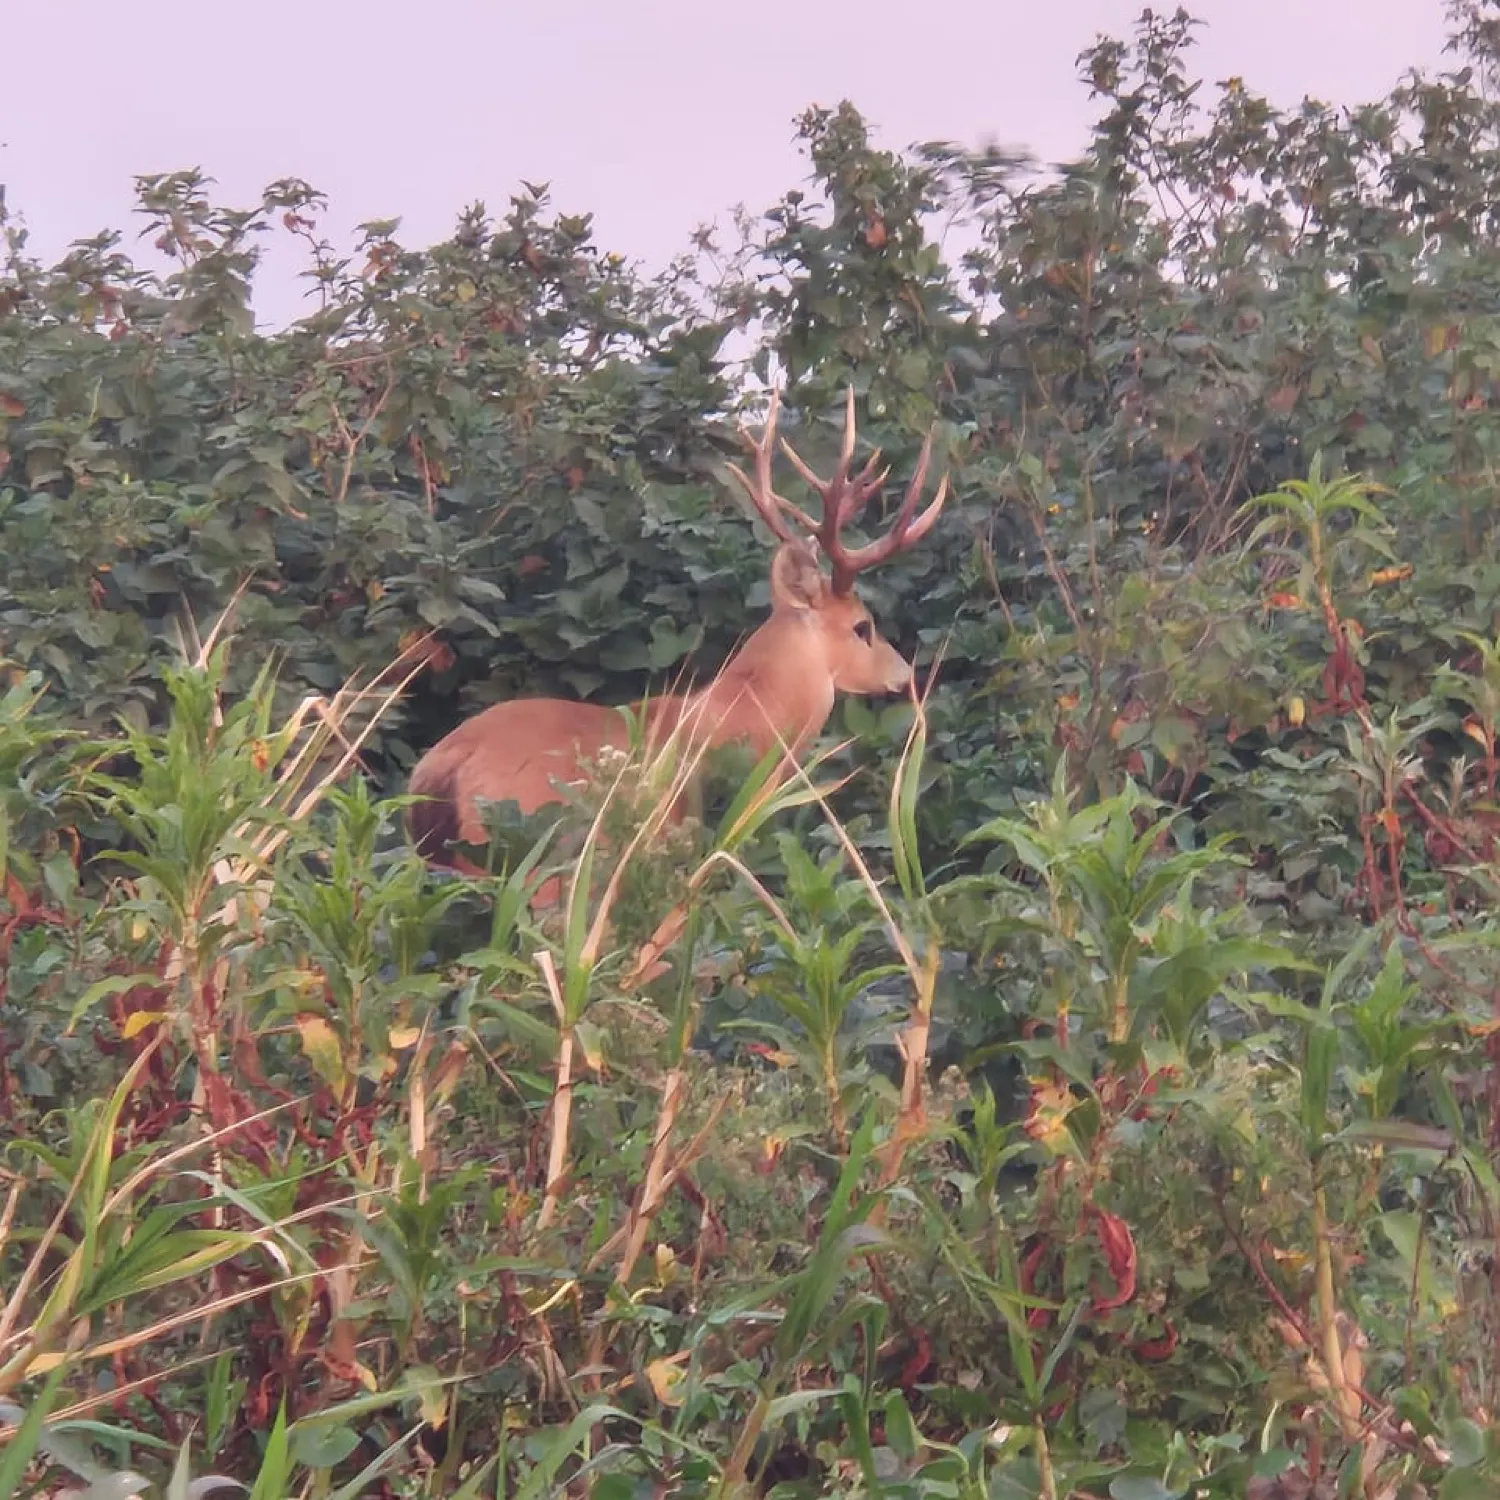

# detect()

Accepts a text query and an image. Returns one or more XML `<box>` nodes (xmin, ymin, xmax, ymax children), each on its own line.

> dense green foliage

<box><xmin>9</xmin><ymin>3</ymin><xmax>1500</xmax><ymax>1495</ymax></box>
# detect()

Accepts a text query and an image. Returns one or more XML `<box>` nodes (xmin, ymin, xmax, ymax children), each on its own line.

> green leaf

<box><xmin>883</xmin><ymin>1388</ymin><xmax>920</xmax><ymax>1460</ymax></box>
<box><xmin>1109</xmin><ymin>1477</ymin><xmax>1187</xmax><ymax>1500</ymax></box>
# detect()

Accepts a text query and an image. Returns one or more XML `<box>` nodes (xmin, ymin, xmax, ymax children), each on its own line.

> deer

<box><xmin>405</xmin><ymin>386</ymin><xmax>949</xmax><ymax>878</ymax></box>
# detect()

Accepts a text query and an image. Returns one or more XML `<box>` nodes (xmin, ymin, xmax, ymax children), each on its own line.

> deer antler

<box><xmin>726</xmin><ymin>386</ymin><xmax>949</xmax><ymax>595</ymax></box>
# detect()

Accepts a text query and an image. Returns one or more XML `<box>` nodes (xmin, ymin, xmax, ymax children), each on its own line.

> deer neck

<box><xmin>685</xmin><ymin>611</ymin><xmax>836</xmax><ymax>758</ymax></box>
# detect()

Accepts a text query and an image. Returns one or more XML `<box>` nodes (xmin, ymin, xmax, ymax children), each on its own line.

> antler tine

<box><xmin>725</xmin><ymin>387</ymin><xmax>820</xmax><ymax>542</ymax></box>
<box><xmin>838</xmin><ymin>383</ymin><xmax>858</xmax><ymax>474</ymax></box>
<box><xmin>823</xmin><ymin>424</ymin><xmax>951</xmax><ymax>593</ymax></box>
<box><xmin>777</xmin><ymin>386</ymin><xmax>891</xmax><ymax>541</ymax></box>
<box><xmin>836</xmin><ymin>385</ymin><xmax>893</xmax><ymax>519</ymax></box>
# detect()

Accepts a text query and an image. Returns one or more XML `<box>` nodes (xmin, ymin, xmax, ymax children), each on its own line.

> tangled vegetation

<box><xmin>9</xmin><ymin>3</ymin><xmax>1500</xmax><ymax>1495</ymax></box>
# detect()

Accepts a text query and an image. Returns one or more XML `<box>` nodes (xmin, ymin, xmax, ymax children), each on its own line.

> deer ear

<box><xmin>769</xmin><ymin>541</ymin><xmax>828</xmax><ymax>612</ymax></box>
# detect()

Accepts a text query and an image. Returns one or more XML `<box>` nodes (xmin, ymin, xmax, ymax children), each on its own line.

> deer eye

<box><xmin>854</xmin><ymin>620</ymin><xmax>874</xmax><ymax>644</ymax></box>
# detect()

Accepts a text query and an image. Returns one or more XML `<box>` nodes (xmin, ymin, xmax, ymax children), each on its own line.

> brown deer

<box><xmin>406</xmin><ymin>387</ymin><xmax>948</xmax><ymax>872</ymax></box>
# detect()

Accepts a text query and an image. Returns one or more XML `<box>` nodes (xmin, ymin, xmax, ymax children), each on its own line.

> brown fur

<box><xmin>406</xmin><ymin>762</ymin><xmax>464</xmax><ymax>863</ymax></box>
<box><xmin>407</xmin><ymin>539</ymin><xmax>912</xmax><ymax>866</ymax></box>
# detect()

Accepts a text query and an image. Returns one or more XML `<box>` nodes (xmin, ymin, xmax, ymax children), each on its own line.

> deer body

<box><xmin>407</xmin><ymin>389</ymin><xmax>946</xmax><ymax>869</ymax></box>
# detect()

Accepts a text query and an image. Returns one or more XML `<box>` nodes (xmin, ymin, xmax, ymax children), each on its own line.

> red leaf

<box><xmin>1089</xmin><ymin>1207</ymin><xmax>1138</xmax><ymax>1312</ymax></box>
<box><xmin>1133</xmin><ymin>1320</ymin><xmax>1179</xmax><ymax>1361</ymax></box>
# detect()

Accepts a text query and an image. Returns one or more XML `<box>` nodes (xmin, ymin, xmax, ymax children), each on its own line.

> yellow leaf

<box><xmin>645</xmin><ymin>1356</ymin><xmax>687</xmax><ymax>1407</ymax></box>
<box><xmin>654</xmin><ymin>1243</ymin><xmax>677</xmax><ymax>1284</ymax></box>
<box><xmin>1024</xmin><ymin>1077</ymin><xmax>1075</xmax><ymax>1153</ymax></box>
<box><xmin>389</xmin><ymin>1025</ymin><xmax>421</xmax><ymax>1050</ymax></box>
<box><xmin>295</xmin><ymin>1015</ymin><xmax>347</xmax><ymax>1093</ymax></box>
<box><xmin>455</xmin><ymin>278</ymin><xmax>477</xmax><ymax>303</ymax></box>
<box><xmin>1287</xmin><ymin>696</ymin><xmax>1306</xmax><ymax>727</ymax></box>
<box><xmin>1464</xmin><ymin>718</ymin><xmax>1490</xmax><ymax>749</ymax></box>
<box><xmin>411</xmin><ymin>1365</ymin><xmax>448</xmax><ymax>1427</ymax></box>
<box><xmin>1423</xmin><ymin>323</ymin><xmax>1457</xmax><ymax>359</ymax></box>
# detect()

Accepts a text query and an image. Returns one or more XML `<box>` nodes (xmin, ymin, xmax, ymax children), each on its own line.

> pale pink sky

<box><xmin>5</xmin><ymin>1</ymin><xmax>1451</xmax><ymax>328</ymax></box>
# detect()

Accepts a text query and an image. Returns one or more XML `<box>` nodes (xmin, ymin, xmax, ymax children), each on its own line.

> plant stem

<box><xmin>823</xmin><ymin>1042</ymin><xmax>848</xmax><ymax>1149</ymax></box>
<box><xmin>1311</xmin><ymin>1179</ymin><xmax>1361</xmax><ymax>1439</ymax></box>
<box><xmin>1034</xmin><ymin>1415</ymin><xmax>1058</xmax><ymax>1500</ymax></box>
<box><xmin>616</xmin><ymin>1066</ymin><xmax>685</xmax><ymax>1287</ymax></box>
<box><xmin>875</xmin><ymin>941</ymin><xmax>940</xmax><ymax>1192</ymax></box>
<box><xmin>536</xmin><ymin>951</ymin><xmax>574</xmax><ymax>1232</ymax></box>
<box><xmin>719</xmin><ymin>1390</ymin><xmax>770</xmax><ymax>1496</ymax></box>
